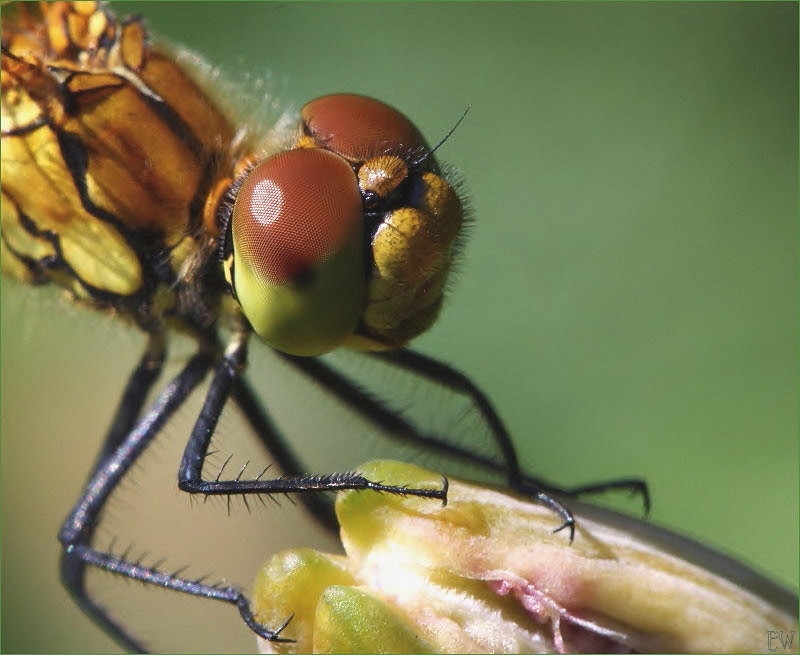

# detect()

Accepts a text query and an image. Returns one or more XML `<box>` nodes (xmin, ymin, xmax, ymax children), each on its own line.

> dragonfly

<box><xmin>1</xmin><ymin>2</ymin><xmax>647</xmax><ymax>651</ymax></box>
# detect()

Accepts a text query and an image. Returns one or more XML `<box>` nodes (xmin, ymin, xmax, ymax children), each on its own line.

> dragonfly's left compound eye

<box><xmin>229</xmin><ymin>148</ymin><xmax>366</xmax><ymax>357</ymax></box>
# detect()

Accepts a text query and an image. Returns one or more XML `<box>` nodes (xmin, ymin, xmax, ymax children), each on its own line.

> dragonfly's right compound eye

<box><xmin>300</xmin><ymin>93</ymin><xmax>427</xmax><ymax>163</ymax></box>
<box><xmin>228</xmin><ymin>147</ymin><xmax>367</xmax><ymax>357</ymax></box>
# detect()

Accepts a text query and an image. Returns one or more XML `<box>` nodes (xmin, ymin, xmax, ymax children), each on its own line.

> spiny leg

<box><xmin>59</xmin><ymin>344</ymin><xmax>216</xmax><ymax>652</ymax></box>
<box><xmin>230</xmin><ymin>374</ymin><xmax>340</xmax><ymax>533</ymax></box>
<box><xmin>61</xmin><ymin>333</ymin><xmax>167</xmax><ymax>651</ymax></box>
<box><xmin>85</xmin><ymin>335</ymin><xmax>167</xmax><ymax>480</ymax></box>
<box><xmin>378</xmin><ymin>349</ymin><xmax>650</xmax><ymax>512</ymax></box>
<box><xmin>279</xmin><ymin>348</ymin><xmax>649</xmax><ymax>538</ymax></box>
<box><xmin>178</xmin><ymin>331</ymin><xmax>449</xmax><ymax>503</ymax></box>
<box><xmin>60</xmin><ymin>327</ymin><xmax>448</xmax><ymax>650</ymax></box>
<box><xmin>61</xmin><ymin>336</ymin><xmax>311</xmax><ymax>646</ymax></box>
<box><xmin>277</xmin><ymin>351</ymin><xmax>523</xmax><ymax>475</ymax></box>
<box><xmin>276</xmin><ymin>349</ymin><xmax>574</xmax><ymax>536</ymax></box>
<box><xmin>176</xmin><ymin>330</ymin><xmax>447</xmax><ymax>641</ymax></box>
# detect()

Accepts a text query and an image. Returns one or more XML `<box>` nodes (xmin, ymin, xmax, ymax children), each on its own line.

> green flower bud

<box><xmin>253</xmin><ymin>460</ymin><xmax>798</xmax><ymax>653</ymax></box>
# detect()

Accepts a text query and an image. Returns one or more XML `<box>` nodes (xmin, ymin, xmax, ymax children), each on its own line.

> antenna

<box><xmin>414</xmin><ymin>104</ymin><xmax>472</xmax><ymax>167</ymax></box>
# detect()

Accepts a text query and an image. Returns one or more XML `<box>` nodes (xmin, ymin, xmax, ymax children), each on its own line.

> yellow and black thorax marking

<box><xmin>1</xmin><ymin>2</ymin><xmax>237</xmax><ymax>331</ymax></box>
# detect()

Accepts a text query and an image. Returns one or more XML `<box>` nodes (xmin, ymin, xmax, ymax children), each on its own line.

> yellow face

<box><xmin>1</xmin><ymin>3</ymin><xmax>464</xmax><ymax>354</ymax></box>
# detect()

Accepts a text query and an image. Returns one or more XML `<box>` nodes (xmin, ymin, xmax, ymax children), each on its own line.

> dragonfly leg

<box><xmin>85</xmin><ymin>334</ymin><xmax>167</xmax><ymax>479</ymax></box>
<box><xmin>280</xmin><ymin>348</ymin><xmax>647</xmax><ymax>538</ymax></box>
<box><xmin>178</xmin><ymin>331</ymin><xmax>448</xmax><ymax>503</ymax></box>
<box><xmin>279</xmin><ymin>350</ymin><xmax>577</xmax><ymax>536</ymax></box>
<box><xmin>279</xmin><ymin>352</ymin><xmax>520</xmax><ymax>474</ymax></box>
<box><xmin>57</xmin><ymin>328</ymin><xmax>446</xmax><ymax>649</ymax></box>
<box><xmin>59</xmin><ymin>554</ymin><xmax>147</xmax><ymax>653</ymax></box>
<box><xmin>58</xmin><ymin>346</ymin><xmax>216</xmax><ymax>651</ymax></box>
<box><xmin>59</xmin><ymin>334</ymin><xmax>166</xmax><ymax>650</ymax></box>
<box><xmin>231</xmin><ymin>375</ymin><xmax>340</xmax><ymax>533</ymax></box>
<box><xmin>174</xmin><ymin>331</ymin><xmax>447</xmax><ymax>642</ymax></box>
<box><xmin>373</xmin><ymin>349</ymin><xmax>650</xmax><ymax>511</ymax></box>
<box><xmin>60</xmin><ymin>339</ymin><xmax>298</xmax><ymax>646</ymax></box>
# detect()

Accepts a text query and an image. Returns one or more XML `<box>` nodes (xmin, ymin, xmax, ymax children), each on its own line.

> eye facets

<box><xmin>230</xmin><ymin>148</ymin><xmax>365</xmax><ymax>356</ymax></box>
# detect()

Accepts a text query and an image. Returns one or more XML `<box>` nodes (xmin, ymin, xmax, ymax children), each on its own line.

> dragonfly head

<box><xmin>221</xmin><ymin>94</ymin><xmax>464</xmax><ymax>356</ymax></box>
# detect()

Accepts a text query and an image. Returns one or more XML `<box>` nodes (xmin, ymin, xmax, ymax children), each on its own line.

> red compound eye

<box><xmin>233</xmin><ymin>148</ymin><xmax>361</xmax><ymax>284</ymax></box>
<box><xmin>230</xmin><ymin>147</ymin><xmax>366</xmax><ymax>356</ymax></box>
<box><xmin>301</xmin><ymin>94</ymin><xmax>427</xmax><ymax>163</ymax></box>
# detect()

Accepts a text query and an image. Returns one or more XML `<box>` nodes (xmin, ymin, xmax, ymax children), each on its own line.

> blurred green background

<box><xmin>2</xmin><ymin>2</ymin><xmax>796</xmax><ymax>652</ymax></box>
